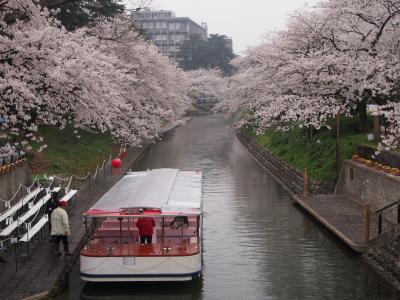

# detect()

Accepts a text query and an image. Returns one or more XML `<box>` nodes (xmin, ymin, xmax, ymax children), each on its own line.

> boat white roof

<box><xmin>89</xmin><ymin>169</ymin><xmax>202</xmax><ymax>215</ymax></box>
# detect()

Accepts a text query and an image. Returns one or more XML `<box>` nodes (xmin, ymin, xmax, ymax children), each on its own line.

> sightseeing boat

<box><xmin>80</xmin><ymin>168</ymin><xmax>203</xmax><ymax>282</ymax></box>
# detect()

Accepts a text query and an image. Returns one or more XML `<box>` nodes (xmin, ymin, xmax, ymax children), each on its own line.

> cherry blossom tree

<box><xmin>185</xmin><ymin>69</ymin><xmax>228</xmax><ymax>103</ymax></box>
<box><xmin>0</xmin><ymin>0</ymin><xmax>190</xmax><ymax>152</ymax></box>
<box><xmin>220</xmin><ymin>0</ymin><xmax>400</xmax><ymax>150</ymax></box>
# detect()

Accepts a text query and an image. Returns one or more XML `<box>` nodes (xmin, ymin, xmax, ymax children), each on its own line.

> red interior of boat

<box><xmin>81</xmin><ymin>216</ymin><xmax>200</xmax><ymax>257</ymax></box>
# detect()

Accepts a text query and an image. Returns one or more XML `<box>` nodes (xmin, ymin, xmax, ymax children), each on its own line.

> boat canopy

<box><xmin>85</xmin><ymin>169</ymin><xmax>202</xmax><ymax>216</ymax></box>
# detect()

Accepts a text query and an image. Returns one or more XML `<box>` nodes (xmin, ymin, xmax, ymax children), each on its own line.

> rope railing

<box><xmin>0</xmin><ymin>177</ymin><xmax>42</xmax><ymax>210</ymax></box>
<box><xmin>0</xmin><ymin>185</ymin><xmax>23</xmax><ymax>209</ymax></box>
<box><xmin>73</xmin><ymin>172</ymin><xmax>91</xmax><ymax>181</ymax></box>
<box><xmin>0</xmin><ymin>150</ymin><xmax>118</xmax><ymax>215</ymax></box>
<box><xmin>64</xmin><ymin>176</ymin><xmax>73</xmax><ymax>192</ymax></box>
<box><xmin>46</xmin><ymin>178</ymin><xmax>55</xmax><ymax>191</ymax></box>
<box><xmin>99</xmin><ymin>160</ymin><xmax>106</xmax><ymax>171</ymax></box>
<box><xmin>21</xmin><ymin>180</ymin><xmax>38</xmax><ymax>193</ymax></box>
<box><xmin>92</xmin><ymin>165</ymin><xmax>99</xmax><ymax>180</ymax></box>
<box><xmin>53</xmin><ymin>175</ymin><xmax>72</xmax><ymax>182</ymax></box>
<box><xmin>20</xmin><ymin>197</ymin><xmax>45</xmax><ymax>232</ymax></box>
<box><xmin>0</xmin><ymin>151</ymin><xmax>119</xmax><ymax>253</ymax></box>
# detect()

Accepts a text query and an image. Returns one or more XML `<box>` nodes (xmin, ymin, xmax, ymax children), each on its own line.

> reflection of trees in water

<box><xmin>80</xmin><ymin>277</ymin><xmax>203</xmax><ymax>300</ymax></box>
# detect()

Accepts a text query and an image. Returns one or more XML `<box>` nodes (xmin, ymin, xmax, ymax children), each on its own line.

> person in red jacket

<box><xmin>136</xmin><ymin>217</ymin><xmax>155</xmax><ymax>244</ymax></box>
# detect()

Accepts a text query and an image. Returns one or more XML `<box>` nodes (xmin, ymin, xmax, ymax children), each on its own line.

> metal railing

<box><xmin>375</xmin><ymin>200</ymin><xmax>400</xmax><ymax>235</ymax></box>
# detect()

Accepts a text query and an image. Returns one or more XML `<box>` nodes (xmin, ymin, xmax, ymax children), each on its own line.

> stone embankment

<box><xmin>364</xmin><ymin>235</ymin><xmax>400</xmax><ymax>289</ymax></box>
<box><xmin>236</xmin><ymin>132</ymin><xmax>335</xmax><ymax>194</ymax></box>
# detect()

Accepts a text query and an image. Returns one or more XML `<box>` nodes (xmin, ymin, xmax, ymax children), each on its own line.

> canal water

<box><xmin>58</xmin><ymin>115</ymin><xmax>400</xmax><ymax>299</ymax></box>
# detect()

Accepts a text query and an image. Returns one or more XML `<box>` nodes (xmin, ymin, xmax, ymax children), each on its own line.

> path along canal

<box><xmin>57</xmin><ymin>115</ymin><xmax>400</xmax><ymax>299</ymax></box>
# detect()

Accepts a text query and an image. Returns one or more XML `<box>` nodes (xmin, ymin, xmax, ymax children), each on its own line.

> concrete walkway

<box><xmin>293</xmin><ymin>194</ymin><xmax>393</xmax><ymax>253</ymax></box>
<box><xmin>0</xmin><ymin>121</ymin><xmax>186</xmax><ymax>300</ymax></box>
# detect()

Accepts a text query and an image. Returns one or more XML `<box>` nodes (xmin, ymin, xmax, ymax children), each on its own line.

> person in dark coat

<box><xmin>46</xmin><ymin>191</ymin><xmax>59</xmax><ymax>238</ymax></box>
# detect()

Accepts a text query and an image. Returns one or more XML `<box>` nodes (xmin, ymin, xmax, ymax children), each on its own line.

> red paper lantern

<box><xmin>112</xmin><ymin>158</ymin><xmax>122</xmax><ymax>168</ymax></box>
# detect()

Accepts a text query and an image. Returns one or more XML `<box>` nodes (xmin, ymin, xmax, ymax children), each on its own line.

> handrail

<box><xmin>375</xmin><ymin>200</ymin><xmax>399</xmax><ymax>214</ymax></box>
<box><xmin>374</xmin><ymin>199</ymin><xmax>400</xmax><ymax>235</ymax></box>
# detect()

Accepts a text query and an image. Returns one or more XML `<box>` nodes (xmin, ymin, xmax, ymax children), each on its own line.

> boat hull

<box><xmin>80</xmin><ymin>253</ymin><xmax>201</xmax><ymax>282</ymax></box>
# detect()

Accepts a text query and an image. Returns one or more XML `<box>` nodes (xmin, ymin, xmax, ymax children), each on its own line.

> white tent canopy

<box><xmin>90</xmin><ymin>169</ymin><xmax>202</xmax><ymax>214</ymax></box>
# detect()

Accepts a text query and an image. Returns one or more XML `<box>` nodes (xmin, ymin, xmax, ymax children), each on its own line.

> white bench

<box><xmin>0</xmin><ymin>187</ymin><xmax>42</xmax><ymax>222</ymax></box>
<box><xmin>19</xmin><ymin>214</ymin><xmax>48</xmax><ymax>242</ymax></box>
<box><xmin>0</xmin><ymin>187</ymin><xmax>61</xmax><ymax>237</ymax></box>
<box><xmin>61</xmin><ymin>189</ymin><xmax>77</xmax><ymax>204</ymax></box>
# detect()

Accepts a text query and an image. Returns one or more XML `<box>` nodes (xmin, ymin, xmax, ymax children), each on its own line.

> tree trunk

<box><xmin>336</xmin><ymin>114</ymin><xmax>340</xmax><ymax>174</ymax></box>
<box><xmin>307</xmin><ymin>126</ymin><xmax>313</xmax><ymax>143</ymax></box>
<box><xmin>357</xmin><ymin>99</ymin><xmax>368</xmax><ymax>132</ymax></box>
<box><xmin>373</xmin><ymin>115</ymin><xmax>381</xmax><ymax>142</ymax></box>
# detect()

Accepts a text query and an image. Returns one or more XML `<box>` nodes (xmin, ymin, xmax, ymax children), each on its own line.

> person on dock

<box><xmin>136</xmin><ymin>217</ymin><xmax>155</xmax><ymax>245</ymax></box>
<box><xmin>51</xmin><ymin>200</ymin><xmax>70</xmax><ymax>256</ymax></box>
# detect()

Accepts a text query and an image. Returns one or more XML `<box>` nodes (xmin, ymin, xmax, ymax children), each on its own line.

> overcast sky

<box><xmin>126</xmin><ymin>0</ymin><xmax>320</xmax><ymax>55</ymax></box>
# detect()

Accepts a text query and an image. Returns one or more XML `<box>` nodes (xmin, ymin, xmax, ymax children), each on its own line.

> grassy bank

<box><xmin>243</xmin><ymin>117</ymin><xmax>375</xmax><ymax>182</ymax></box>
<box><xmin>29</xmin><ymin>126</ymin><xmax>115</xmax><ymax>177</ymax></box>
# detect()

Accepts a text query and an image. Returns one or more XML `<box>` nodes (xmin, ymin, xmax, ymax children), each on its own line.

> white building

<box><xmin>131</xmin><ymin>10</ymin><xmax>208</xmax><ymax>62</ymax></box>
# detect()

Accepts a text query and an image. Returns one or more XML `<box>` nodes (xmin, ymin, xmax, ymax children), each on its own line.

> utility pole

<box><xmin>336</xmin><ymin>112</ymin><xmax>340</xmax><ymax>174</ymax></box>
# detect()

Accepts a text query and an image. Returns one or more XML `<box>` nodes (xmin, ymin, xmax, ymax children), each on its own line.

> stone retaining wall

<box><xmin>337</xmin><ymin>160</ymin><xmax>400</xmax><ymax>224</ymax></box>
<box><xmin>237</xmin><ymin>132</ymin><xmax>335</xmax><ymax>195</ymax></box>
<box><xmin>0</xmin><ymin>162</ymin><xmax>32</xmax><ymax>208</ymax></box>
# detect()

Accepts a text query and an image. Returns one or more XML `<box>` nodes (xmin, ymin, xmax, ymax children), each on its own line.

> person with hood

<box><xmin>51</xmin><ymin>200</ymin><xmax>70</xmax><ymax>256</ymax></box>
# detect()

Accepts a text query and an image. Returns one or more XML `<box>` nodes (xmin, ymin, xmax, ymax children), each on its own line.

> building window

<box><xmin>148</xmin><ymin>22</ymin><xmax>153</xmax><ymax>29</ymax></box>
<box><xmin>169</xmin><ymin>22</ymin><xmax>175</xmax><ymax>30</ymax></box>
<box><xmin>175</xmin><ymin>23</ymin><xmax>181</xmax><ymax>30</ymax></box>
<box><xmin>142</xmin><ymin>22</ymin><xmax>147</xmax><ymax>29</ymax></box>
<box><xmin>156</xmin><ymin>22</ymin><xmax>167</xmax><ymax>29</ymax></box>
<box><xmin>172</xmin><ymin>34</ymin><xmax>181</xmax><ymax>42</ymax></box>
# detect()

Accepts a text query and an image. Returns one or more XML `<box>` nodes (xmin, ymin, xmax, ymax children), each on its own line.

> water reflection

<box><xmin>57</xmin><ymin>115</ymin><xmax>400</xmax><ymax>300</ymax></box>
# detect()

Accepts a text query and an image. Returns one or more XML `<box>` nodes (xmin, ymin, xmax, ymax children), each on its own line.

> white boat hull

<box><xmin>80</xmin><ymin>254</ymin><xmax>202</xmax><ymax>282</ymax></box>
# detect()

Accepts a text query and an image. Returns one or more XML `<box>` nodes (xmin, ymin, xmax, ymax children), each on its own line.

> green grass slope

<box><xmin>29</xmin><ymin>126</ymin><xmax>115</xmax><ymax>177</ymax></box>
<box><xmin>243</xmin><ymin>117</ymin><xmax>374</xmax><ymax>182</ymax></box>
